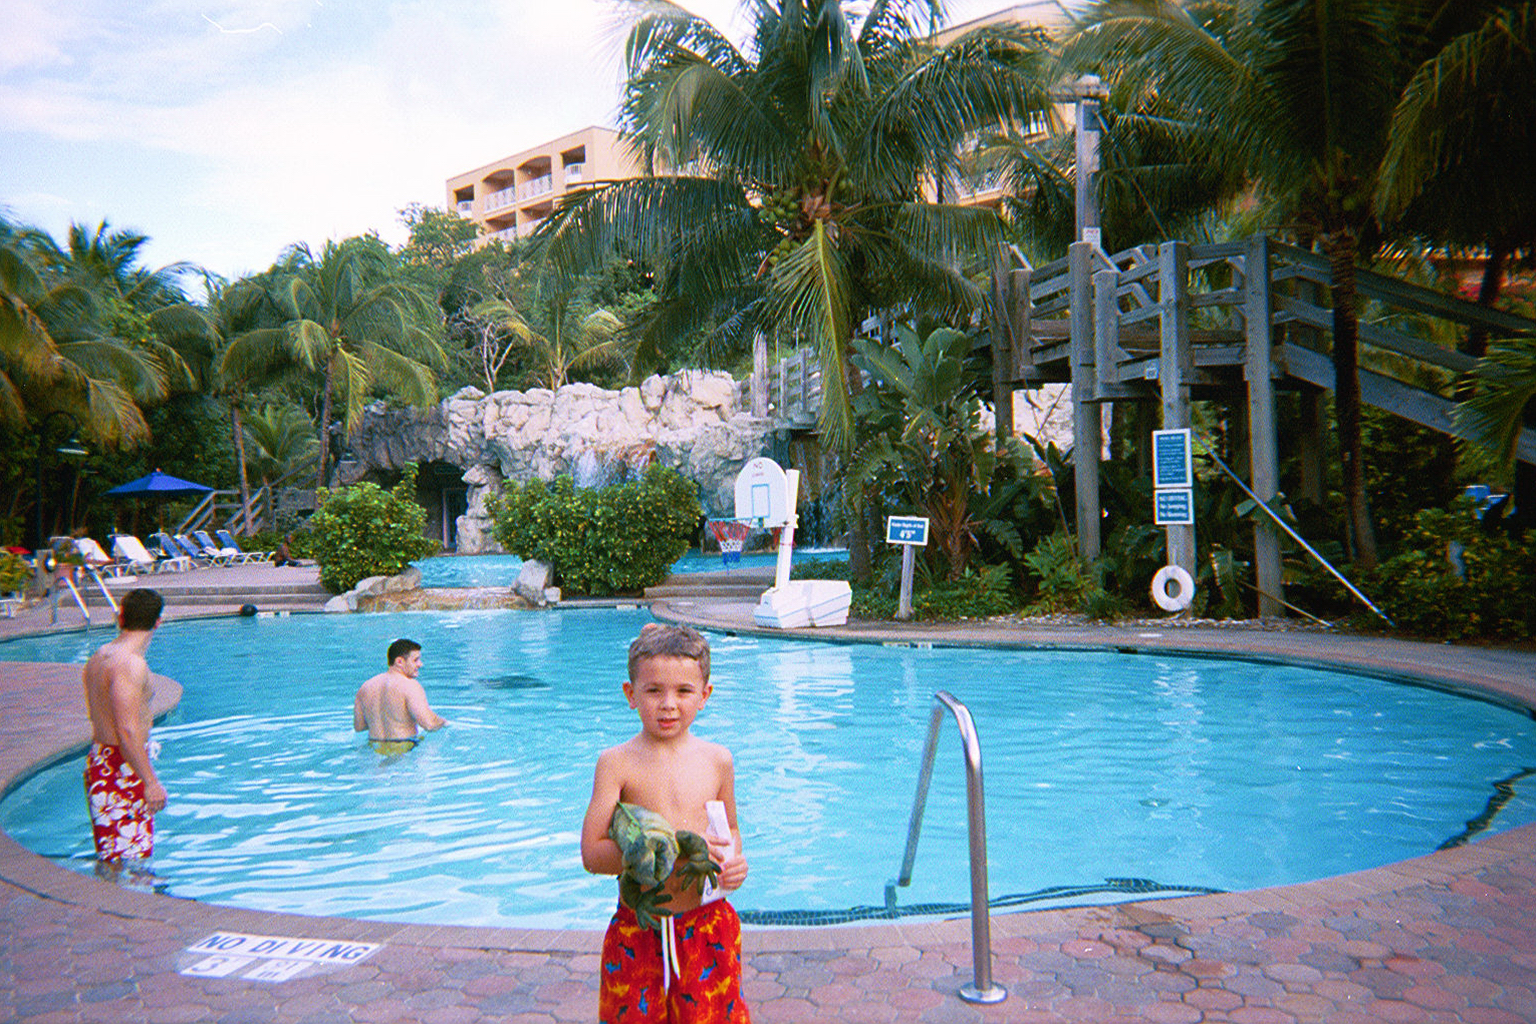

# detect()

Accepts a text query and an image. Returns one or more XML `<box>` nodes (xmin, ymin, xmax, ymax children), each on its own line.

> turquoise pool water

<box><xmin>415</xmin><ymin>549</ymin><xmax>848</xmax><ymax>587</ymax></box>
<box><xmin>2</xmin><ymin>610</ymin><xmax>1533</xmax><ymax>930</ymax></box>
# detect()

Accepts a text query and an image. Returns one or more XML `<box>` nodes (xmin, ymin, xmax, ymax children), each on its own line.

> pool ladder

<box><xmin>887</xmin><ymin>691</ymin><xmax>1007</xmax><ymax>1005</ymax></box>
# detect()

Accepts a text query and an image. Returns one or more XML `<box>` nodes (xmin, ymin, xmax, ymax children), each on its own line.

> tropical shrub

<box><xmin>1362</xmin><ymin>505</ymin><xmax>1536</xmax><ymax>641</ymax></box>
<box><xmin>0</xmin><ymin>552</ymin><xmax>31</xmax><ymax>594</ymax></box>
<box><xmin>488</xmin><ymin>464</ymin><xmax>700</xmax><ymax>596</ymax></box>
<box><xmin>847</xmin><ymin>324</ymin><xmax>1036</xmax><ymax>581</ymax></box>
<box><xmin>308</xmin><ymin>465</ymin><xmax>438</xmax><ymax>593</ymax></box>
<box><xmin>1022</xmin><ymin>531</ymin><xmax>1113</xmax><ymax>616</ymax></box>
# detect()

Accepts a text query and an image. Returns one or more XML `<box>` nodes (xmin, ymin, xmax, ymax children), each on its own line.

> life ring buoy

<box><xmin>1151</xmin><ymin>564</ymin><xmax>1195</xmax><ymax>612</ymax></box>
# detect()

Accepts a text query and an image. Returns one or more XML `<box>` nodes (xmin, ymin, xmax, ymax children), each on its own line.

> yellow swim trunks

<box><xmin>370</xmin><ymin>736</ymin><xmax>421</xmax><ymax>755</ymax></box>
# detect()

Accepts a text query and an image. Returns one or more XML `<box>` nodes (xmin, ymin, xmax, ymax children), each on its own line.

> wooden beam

<box><xmin>1070</xmin><ymin>242</ymin><xmax>1101</xmax><ymax>560</ymax></box>
<box><xmin>1244</xmin><ymin>235</ymin><xmax>1282</xmax><ymax>618</ymax></box>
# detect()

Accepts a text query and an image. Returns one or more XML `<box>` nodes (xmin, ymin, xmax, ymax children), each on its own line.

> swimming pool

<box><xmin>2</xmin><ymin>609</ymin><xmax>1533</xmax><ymax>930</ymax></box>
<box><xmin>415</xmin><ymin>549</ymin><xmax>848</xmax><ymax>587</ymax></box>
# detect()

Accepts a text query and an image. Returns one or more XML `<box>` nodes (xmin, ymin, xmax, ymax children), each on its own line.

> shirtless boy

<box><xmin>353</xmin><ymin>638</ymin><xmax>446</xmax><ymax>754</ymax></box>
<box><xmin>82</xmin><ymin>588</ymin><xmax>165</xmax><ymax>868</ymax></box>
<box><xmin>581</xmin><ymin>623</ymin><xmax>750</xmax><ymax>1023</ymax></box>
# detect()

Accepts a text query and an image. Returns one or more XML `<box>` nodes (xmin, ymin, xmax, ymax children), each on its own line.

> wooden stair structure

<box><xmin>988</xmin><ymin>234</ymin><xmax>1536</xmax><ymax>616</ymax></box>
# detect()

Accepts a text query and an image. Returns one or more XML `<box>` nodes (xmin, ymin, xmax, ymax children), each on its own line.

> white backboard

<box><xmin>734</xmin><ymin>457</ymin><xmax>789</xmax><ymax>527</ymax></box>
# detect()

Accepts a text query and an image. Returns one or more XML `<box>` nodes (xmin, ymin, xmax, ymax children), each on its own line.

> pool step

<box><xmin>644</xmin><ymin>567</ymin><xmax>775</xmax><ymax>601</ymax></box>
<box><xmin>79</xmin><ymin>577</ymin><xmax>331</xmax><ymax>609</ymax></box>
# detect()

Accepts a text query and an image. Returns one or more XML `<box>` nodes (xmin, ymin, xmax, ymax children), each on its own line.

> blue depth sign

<box><xmin>886</xmin><ymin>516</ymin><xmax>930</xmax><ymax>546</ymax></box>
<box><xmin>1152</xmin><ymin>428</ymin><xmax>1193</xmax><ymax>489</ymax></box>
<box><xmin>1154</xmin><ymin>489</ymin><xmax>1195</xmax><ymax>525</ymax></box>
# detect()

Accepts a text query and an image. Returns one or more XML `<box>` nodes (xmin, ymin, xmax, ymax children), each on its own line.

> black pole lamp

<box><xmin>31</xmin><ymin>410</ymin><xmax>88</xmax><ymax>551</ymax></box>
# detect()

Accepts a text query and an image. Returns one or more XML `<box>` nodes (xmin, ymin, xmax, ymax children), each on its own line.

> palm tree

<box><xmin>540</xmin><ymin>0</ymin><xmax>1056</xmax><ymax>452</ymax></box>
<box><xmin>220</xmin><ymin>238</ymin><xmax>445</xmax><ymax>489</ymax></box>
<box><xmin>28</xmin><ymin>220</ymin><xmax>191</xmax><ymax>311</ymax></box>
<box><xmin>150</xmin><ymin>275</ymin><xmax>294</xmax><ymax>530</ymax></box>
<box><xmin>0</xmin><ymin>221</ymin><xmax>178</xmax><ymax>445</ymax></box>
<box><xmin>1375</xmin><ymin>2</ymin><xmax>1536</xmax><ymax>355</ymax></box>
<box><xmin>470</xmin><ymin>293</ymin><xmax>625</xmax><ymax>390</ymax></box>
<box><xmin>1067</xmin><ymin>0</ymin><xmax>1447</xmax><ymax>568</ymax></box>
<box><xmin>242</xmin><ymin>403</ymin><xmax>320</xmax><ymax>530</ymax></box>
<box><xmin>1373</xmin><ymin>3</ymin><xmax>1536</xmax><ymax>531</ymax></box>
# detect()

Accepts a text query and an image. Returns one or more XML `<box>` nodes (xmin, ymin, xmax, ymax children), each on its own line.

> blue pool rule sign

<box><xmin>886</xmin><ymin>516</ymin><xmax>930</xmax><ymax>546</ymax></box>
<box><xmin>1152</xmin><ymin>429</ymin><xmax>1193</xmax><ymax>489</ymax></box>
<box><xmin>1155</xmin><ymin>489</ymin><xmax>1195</xmax><ymax>525</ymax></box>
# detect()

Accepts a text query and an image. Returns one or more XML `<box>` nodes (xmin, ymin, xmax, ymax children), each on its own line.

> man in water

<box><xmin>82</xmin><ymin>588</ymin><xmax>166</xmax><ymax>875</ymax></box>
<box><xmin>353</xmin><ymin>638</ymin><xmax>446</xmax><ymax>753</ymax></box>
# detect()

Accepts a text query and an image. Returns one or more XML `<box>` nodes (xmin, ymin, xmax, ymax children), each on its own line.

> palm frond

<box><xmin>770</xmin><ymin>219</ymin><xmax>853</xmax><ymax>447</ymax></box>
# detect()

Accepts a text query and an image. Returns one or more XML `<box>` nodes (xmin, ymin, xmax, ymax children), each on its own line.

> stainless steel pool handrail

<box><xmin>892</xmin><ymin>691</ymin><xmax>1007</xmax><ymax>1005</ymax></box>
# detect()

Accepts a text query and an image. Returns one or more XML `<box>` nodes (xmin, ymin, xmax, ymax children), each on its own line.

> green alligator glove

<box><xmin>673</xmin><ymin>829</ymin><xmax>723</xmax><ymax>895</ymax></box>
<box><xmin>608</xmin><ymin>803</ymin><xmax>725</xmax><ymax>928</ymax></box>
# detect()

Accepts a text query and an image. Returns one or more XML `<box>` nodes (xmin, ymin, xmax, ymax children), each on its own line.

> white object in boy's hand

<box><xmin>701</xmin><ymin>800</ymin><xmax>732</xmax><ymax>904</ymax></box>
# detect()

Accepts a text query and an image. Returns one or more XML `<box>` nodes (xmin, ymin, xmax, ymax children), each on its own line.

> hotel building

<box><xmin>444</xmin><ymin>125</ymin><xmax>645</xmax><ymax>244</ymax></box>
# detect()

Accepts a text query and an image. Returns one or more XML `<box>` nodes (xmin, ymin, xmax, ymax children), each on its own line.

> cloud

<box><xmin>1</xmin><ymin>0</ymin><xmax>1021</xmax><ymax>277</ymax></box>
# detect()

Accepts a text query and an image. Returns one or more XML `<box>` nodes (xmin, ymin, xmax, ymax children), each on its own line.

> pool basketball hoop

<box><xmin>706</xmin><ymin>518</ymin><xmax>756</xmax><ymax>567</ymax></box>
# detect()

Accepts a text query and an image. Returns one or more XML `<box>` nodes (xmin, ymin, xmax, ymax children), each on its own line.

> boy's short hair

<box><xmin>627</xmin><ymin>623</ymin><xmax>710</xmax><ymax>682</ymax></box>
<box><xmin>120</xmin><ymin>589</ymin><xmax>163</xmax><ymax>631</ymax></box>
<box><xmin>387</xmin><ymin>638</ymin><xmax>422</xmax><ymax>666</ymax></box>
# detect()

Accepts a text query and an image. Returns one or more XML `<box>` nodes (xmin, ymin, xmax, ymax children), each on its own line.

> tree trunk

<box><xmin>1322</xmin><ymin>230</ymin><xmax>1378</xmax><ymax>569</ymax></box>
<box><xmin>1462</xmin><ymin>244</ymin><xmax>1507</xmax><ymax>360</ymax></box>
<box><xmin>317</xmin><ymin>359</ymin><xmax>335</xmax><ymax>492</ymax></box>
<box><xmin>230</xmin><ymin>401</ymin><xmax>255</xmax><ymax>534</ymax></box>
<box><xmin>841</xmin><ymin>341</ymin><xmax>872</xmax><ymax>583</ymax></box>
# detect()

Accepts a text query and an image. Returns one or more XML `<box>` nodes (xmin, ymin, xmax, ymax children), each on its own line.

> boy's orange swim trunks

<box><xmin>84</xmin><ymin>743</ymin><xmax>153</xmax><ymax>861</ymax></box>
<box><xmin>599</xmin><ymin>900</ymin><xmax>750</xmax><ymax>1023</ymax></box>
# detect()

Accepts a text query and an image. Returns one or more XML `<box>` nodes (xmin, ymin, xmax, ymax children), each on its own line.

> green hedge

<box><xmin>308</xmin><ymin>465</ymin><xmax>439</xmax><ymax>593</ymax></box>
<box><xmin>488</xmin><ymin>464</ymin><xmax>701</xmax><ymax>596</ymax></box>
<box><xmin>1363</xmin><ymin>507</ymin><xmax>1536</xmax><ymax>641</ymax></box>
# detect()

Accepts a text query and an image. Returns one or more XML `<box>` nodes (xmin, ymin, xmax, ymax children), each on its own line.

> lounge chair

<box><xmin>112</xmin><ymin>534</ymin><xmax>188</xmax><ymax>573</ymax></box>
<box><xmin>193</xmin><ymin>529</ymin><xmax>255</xmax><ymax>564</ymax></box>
<box><xmin>179</xmin><ymin>532</ymin><xmax>237</xmax><ymax>566</ymax></box>
<box><xmin>215</xmin><ymin>529</ymin><xmax>272</xmax><ymax>562</ymax></box>
<box><xmin>154</xmin><ymin>532</ymin><xmax>207</xmax><ymax>568</ymax></box>
<box><xmin>74</xmin><ymin>537</ymin><xmax>131</xmax><ymax>578</ymax></box>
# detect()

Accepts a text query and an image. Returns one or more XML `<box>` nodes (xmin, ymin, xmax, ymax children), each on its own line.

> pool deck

<box><xmin>1</xmin><ymin>569</ymin><xmax>1533</xmax><ymax>1022</ymax></box>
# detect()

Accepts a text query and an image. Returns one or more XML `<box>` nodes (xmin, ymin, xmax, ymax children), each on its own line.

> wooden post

<box><xmin>991</xmin><ymin>247</ymin><xmax>1015</xmax><ymax>449</ymax></box>
<box><xmin>752</xmin><ymin>332</ymin><xmax>768</xmax><ymax>418</ymax></box>
<box><xmin>1010</xmin><ymin>267</ymin><xmax>1033</xmax><ymax>383</ymax></box>
<box><xmin>1244</xmin><ymin>235</ymin><xmax>1283</xmax><ymax>618</ymax></box>
<box><xmin>1159</xmin><ymin>241</ymin><xmax>1196</xmax><ymax>581</ymax></box>
<box><xmin>897</xmin><ymin>544</ymin><xmax>916</xmax><ymax>620</ymax></box>
<box><xmin>1069</xmin><ymin>242</ymin><xmax>1101</xmax><ymax>560</ymax></box>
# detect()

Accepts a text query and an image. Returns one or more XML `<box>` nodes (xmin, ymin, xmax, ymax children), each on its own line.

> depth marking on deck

<box><xmin>177</xmin><ymin>931</ymin><xmax>382</xmax><ymax>982</ymax></box>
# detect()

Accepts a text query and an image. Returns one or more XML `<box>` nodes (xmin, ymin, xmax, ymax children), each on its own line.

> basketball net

<box><xmin>706</xmin><ymin>519</ymin><xmax>755</xmax><ymax>567</ymax></box>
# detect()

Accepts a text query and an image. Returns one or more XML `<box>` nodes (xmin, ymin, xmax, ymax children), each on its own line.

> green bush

<box><xmin>836</xmin><ymin>553</ymin><xmax>1016</xmax><ymax>621</ymax></box>
<box><xmin>488</xmin><ymin>464</ymin><xmax>701</xmax><ymax>596</ymax></box>
<box><xmin>0</xmin><ymin>552</ymin><xmax>31</xmax><ymax>594</ymax></box>
<box><xmin>1022</xmin><ymin>531</ymin><xmax>1119</xmax><ymax>617</ymax></box>
<box><xmin>308</xmin><ymin>465</ymin><xmax>439</xmax><ymax>593</ymax></box>
<box><xmin>1363</xmin><ymin>506</ymin><xmax>1536</xmax><ymax>641</ymax></box>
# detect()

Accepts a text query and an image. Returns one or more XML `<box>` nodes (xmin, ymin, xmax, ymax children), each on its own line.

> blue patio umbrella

<box><xmin>104</xmin><ymin>469</ymin><xmax>214</xmax><ymax>533</ymax></box>
<box><xmin>104</xmin><ymin>469</ymin><xmax>213</xmax><ymax>498</ymax></box>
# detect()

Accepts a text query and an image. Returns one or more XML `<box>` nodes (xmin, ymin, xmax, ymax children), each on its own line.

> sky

<box><xmin>1</xmin><ymin>0</ymin><xmax>1020</xmax><ymax>284</ymax></box>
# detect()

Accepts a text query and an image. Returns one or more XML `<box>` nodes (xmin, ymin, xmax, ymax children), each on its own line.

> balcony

<box><xmin>484</xmin><ymin>186</ymin><xmax>517</xmax><ymax>212</ymax></box>
<box><xmin>517</xmin><ymin>174</ymin><xmax>553</xmax><ymax>202</ymax></box>
<box><xmin>563</xmin><ymin>163</ymin><xmax>585</xmax><ymax>184</ymax></box>
<box><xmin>485</xmin><ymin>226</ymin><xmax>519</xmax><ymax>243</ymax></box>
<box><xmin>456</xmin><ymin>199</ymin><xmax>474</xmax><ymax>214</ymax></box>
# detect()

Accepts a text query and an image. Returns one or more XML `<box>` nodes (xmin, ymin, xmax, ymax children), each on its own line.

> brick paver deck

<box><xmin>1</xmin><ymin>574</ymin><xmax>1532</xmax><ymax>1022</ymax></box>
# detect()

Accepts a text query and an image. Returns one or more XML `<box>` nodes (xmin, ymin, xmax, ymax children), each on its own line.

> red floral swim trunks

<box><xmin>84</xmin><ymin>743</ymin><xmax>153</xmax><ymax>861</ymax></box>
<box><xmin>599</xmin><ymin>899</ymin><xmax>750</xmax><ymax>1023</ymax></box>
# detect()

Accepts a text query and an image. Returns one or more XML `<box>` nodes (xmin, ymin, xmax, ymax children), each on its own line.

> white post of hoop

<box><xmin>773</xmin><ymin>470</ymin><xmax>800</xmax><ymax>591</ymax></box>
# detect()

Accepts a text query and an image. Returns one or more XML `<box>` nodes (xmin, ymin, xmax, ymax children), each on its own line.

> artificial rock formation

<box><xmin>346</xmin><ymin>371</ymin><xmax>774</xmax><ymax>553</ymax></box>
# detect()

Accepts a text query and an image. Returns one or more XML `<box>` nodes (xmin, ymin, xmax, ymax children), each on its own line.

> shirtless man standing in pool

<box><xmin>82</xmin><ymin>588</ymin><xmax>166</xmax><ymax>870</ymax></box>
<box><xmin>353</xmin><ymin>638</ymin><xmax>446</xmax><ymax>753</ymax></box>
